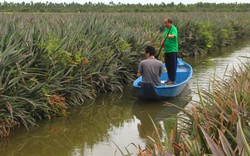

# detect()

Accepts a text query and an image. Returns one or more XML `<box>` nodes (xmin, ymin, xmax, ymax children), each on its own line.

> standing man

<box><xmin>161</xmin><ymin>17</ymin><xmax>178</xmax><ymax>85</ymax></box>
<box><xmin>137</xmin><ymin>46</ymin><xmax>163</xmax><ymax>86</ymax></box>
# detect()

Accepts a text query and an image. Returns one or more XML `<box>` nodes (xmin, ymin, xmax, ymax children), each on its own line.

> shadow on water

<box><xmin>132</xmin><ymin>85</ymin><xmax>192</xmax><ymax>140</ymax></box>
<box><xmin>133</xmin><ymin>84</ymin><xmax>192</xmax><ymax>120</ymax></box>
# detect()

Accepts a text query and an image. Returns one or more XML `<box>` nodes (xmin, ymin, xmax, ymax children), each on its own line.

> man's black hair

<box><xmin>165</xmin><ymin>17</ymin><xmax>172</xmax><ymax>24</ymax></box>
<box><xmin>145</xmin><ymin>46</ymin><xmax>156</xmax><ymax>56</ymax></box>
<box><xmin>168</xmin><ymin>18</ymin><xmax>172</xmax><ymax>24</ymax></box>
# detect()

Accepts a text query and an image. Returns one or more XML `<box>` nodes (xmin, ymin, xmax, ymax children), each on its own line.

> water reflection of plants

<box><xmin>0</xmin><ymin>94</ymin><xmax>134</xmax><ymax>155</ymax></box>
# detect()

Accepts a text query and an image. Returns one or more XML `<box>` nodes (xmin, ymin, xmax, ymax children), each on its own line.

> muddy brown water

<box><xmin>1</xmin><ymin>40</ymin><xmax>249</xmax><ymax>156</ymax></box>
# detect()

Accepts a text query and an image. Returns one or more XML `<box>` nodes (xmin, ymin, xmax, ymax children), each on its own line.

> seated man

<box><xmin>137</xmin><ymin>46</ymin><xmax>163</xmax><ymax>86</ymax></box>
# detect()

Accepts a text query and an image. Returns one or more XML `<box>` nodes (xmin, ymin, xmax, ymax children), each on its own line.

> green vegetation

<box><xmin>0</xmin><ymin>12</ymin><xmax>249</xmax><ymax>137</ymax></box>
<box><xmin>0</xmin><ymin>2</ymin><xmax>250</xmax><ymax>12</ymax></box>
<box><xmin>0</xmin><ymin>13</ymin><xmax>144</xmax><ymax>137</ymax></box>
<box><xmin>129</xmin><ymin>58</ymin><xmax>250</xmax><ymax>155</ymax></box>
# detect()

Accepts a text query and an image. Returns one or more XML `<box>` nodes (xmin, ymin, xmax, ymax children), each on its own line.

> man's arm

<box><xmin>159</xmin><ymin>63</ymin><xmax>163</xmax><ymax>76</ymax></box>
<box><xmin>137</xmin><ymin>62</ymin><xmax>143</xmax><ymax>77</ymax></box>
<box><xmin>167</xmin><ymin>34</ymin><xmax>175</xmax><ymax>38</ymax></box>
<box><xmin>137</xmin><ymin>72</ymin><xmax>141</xmax><ymax>77</ymax></box>
<box><xmin>168</xmin><ymin>27</ymin><xmax>177</xmax><ymax>39</ymax></box>
<box><xmin>161</xmin><ymin>38</ymin><xmax>165</xmax><ymax>47</ymax></box>
<box><xmin>161</xmin><ymin>33</ymin><xmax>175</xmax><ymax>46</ymax></box>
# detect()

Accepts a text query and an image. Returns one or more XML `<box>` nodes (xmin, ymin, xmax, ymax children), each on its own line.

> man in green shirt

<box><xmin>161</xmin><ymin>17</ymin><xmax>178</xmax><ymax>85</ymax></box>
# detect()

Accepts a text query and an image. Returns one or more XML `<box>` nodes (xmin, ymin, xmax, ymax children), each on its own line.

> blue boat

<box><xmin>133</xmin><ymin>58</ymin><xmax>193</xmax><ymax>99</ymax></box>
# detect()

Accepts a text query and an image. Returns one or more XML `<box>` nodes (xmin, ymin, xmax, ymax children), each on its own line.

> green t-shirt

<box><xmin>163</xmin><ymin>25</ymin><xmax>178</xmax><ymax>53</ymax></box>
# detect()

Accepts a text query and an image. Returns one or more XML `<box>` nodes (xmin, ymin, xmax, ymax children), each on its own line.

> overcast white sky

<box><xmin>1</xmin><ymin>0</ymin><xmax>249</xmax><ymax>4</ymax></box>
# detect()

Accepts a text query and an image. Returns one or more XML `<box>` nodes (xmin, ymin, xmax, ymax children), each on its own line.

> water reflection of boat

<box><xmin>133</xmin><ymin>58</ymin><xmax>193</xmax><ymax>99</ymax></box>
<box><xmin>133</xmin><ymin>86</ymin><xmax>192</xmax><ymax>141</ymax></box>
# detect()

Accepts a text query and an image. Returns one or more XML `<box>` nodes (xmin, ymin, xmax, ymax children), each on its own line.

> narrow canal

<box><xmin>1</xmin><ymin>40</ymin><xmax>249</xmax><ymax>156</ymax></box>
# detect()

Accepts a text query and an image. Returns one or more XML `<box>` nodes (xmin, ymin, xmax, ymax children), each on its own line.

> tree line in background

<box><xmin>0</xmin><ymin>1</ymin><xmax>250</xmax><ymax>12</ymax></box>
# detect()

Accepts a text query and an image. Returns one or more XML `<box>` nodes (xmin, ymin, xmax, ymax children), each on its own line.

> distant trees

<box><xmin>0</xmin><ymin>2</ymin><xmax>249</xmax><ymax>12</ymax></box>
